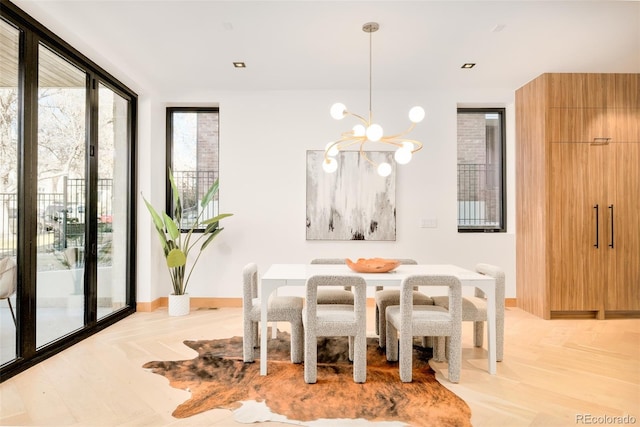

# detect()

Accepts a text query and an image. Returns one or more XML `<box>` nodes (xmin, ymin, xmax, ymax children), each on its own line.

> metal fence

<box><xmin>172</xmin><ymin>170</ymin><xmax>217</xmax><ymax>229</ymax></box>
<box><xmin>0</xmin><ymin>178</ymin><xmax>113</xmax><ymax>257</ymax></box>
<box><xmin>457</xmin><ymin>164</ymin><xmax>501</xmax><ymax>228</ymax></box>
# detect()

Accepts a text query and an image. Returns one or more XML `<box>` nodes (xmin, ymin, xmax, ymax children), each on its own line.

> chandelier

<box><xmin>322</xmin><ymin>22</ymin><xmax>425</xmax><ymax>177</ymax></box>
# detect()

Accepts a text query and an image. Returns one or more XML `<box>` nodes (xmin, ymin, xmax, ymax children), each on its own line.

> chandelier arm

<box><xmin>397</xmin><ymin>138</ymin><xmax>423</xmax><ymax>153</ymax></box>
<box><xmin>340</xmin><ymin>138</ymin><xmax>366</xmax><ymax>150</ymax></box>
<box><xmin>345</xmin><ymin>111</ymin><xmax>369</xmax><ymax>124</ymax></box>
<box><xmin>382</xmin><ymin>122</ymin><xmax>417</xmax><ymax>140</ymax></box>
<box><xmin>359</xmin><ymin>142</ymin><xmax>378</xmax><ymax>167</ymax></box>
<box><xmin>378</xmin><ymin>138</ymin><xmax>404</xmax><ymax>148</ymax></box>
<box><xmin>324</xmin><ymin>137</ymin><xmax>368</xmax><ymax>161</ymax></box>
<box><xmin>407</xmin><ymin>140</ymin><xmax>423</xmax><ymax>153</ymax></box>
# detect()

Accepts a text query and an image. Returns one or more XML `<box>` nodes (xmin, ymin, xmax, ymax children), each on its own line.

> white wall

<box><xmin>137</xmin><ymin>86</ymin><xmax>516</xmax><ymax>302</ymax></box>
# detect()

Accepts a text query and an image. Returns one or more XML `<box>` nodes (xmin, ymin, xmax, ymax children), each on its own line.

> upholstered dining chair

<box><xmin>431</xmin><ymin>263</ymin><xmax>505</xmax><ymax>361</ymax></box>
<box><xmin>374</xmin><ymin>258</ymin><xmax>435</xmax><ymax>348</ymax></box>
<box><xmin>310</xmin><ymin>258</ymin><xmax>354</xmax><ymax>305</ymax></box>
<box><xmin>303</xmin><ymin>274</ymin><xmax>367</xmax><ymax>384</ymax></box>
<box><xmin>0</xmin><ymin>257</ymin><xmax>17</xmax><ymax>326</ymax></box>
<box><xmin>386</xmin><ymin>274</ymin><xmax>462</xmax><ymax>383</ymax></box>
<box><xmin>242</xmin><ymin>262</ymin><xmax>304</xmax><ymax>364</ymax></box>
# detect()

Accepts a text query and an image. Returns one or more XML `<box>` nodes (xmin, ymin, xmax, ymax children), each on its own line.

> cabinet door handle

<box><xmin>608</xmin><ymin>204</ymin><xmax>614</xmax><ymax>248</ymax></box>
<box><xmin>594</xmin><ymin>204</ymin><xmax>599</xmax><ymax>248</ymax></box>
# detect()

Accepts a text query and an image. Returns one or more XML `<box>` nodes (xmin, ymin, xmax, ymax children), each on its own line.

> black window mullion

<box><xmin>15</xmin><ymin>28</ymin><xmax>39</xmax><ymax>362</ymax></box>
<box><xmin>84</xmin><ymin>73</ymin><xmax>99</xmax><ymax>326</ymax></box>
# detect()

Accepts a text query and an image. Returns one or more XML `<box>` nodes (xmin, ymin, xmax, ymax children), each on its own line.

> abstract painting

<box><xmin>306</xmin><ymin>150</ymin><xmax>396</xmax><ymax>240</ymax></box>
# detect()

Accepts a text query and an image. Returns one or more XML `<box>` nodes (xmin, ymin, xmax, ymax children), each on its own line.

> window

<box><xmin>457</xmin><ymin>108</ymin><xmax>506</xmax><ymax>232</ymax></box>
<box><xmin>166</xmin><ymin>108</ymin><xmax>219</xmax><ymax>231</ymax></box>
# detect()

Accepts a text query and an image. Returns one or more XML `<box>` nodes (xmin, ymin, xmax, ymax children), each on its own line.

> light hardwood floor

<box><xmin>1</xmin><ymin>306</ymin><xmax>638</xmax><ymax>426</ymax></box>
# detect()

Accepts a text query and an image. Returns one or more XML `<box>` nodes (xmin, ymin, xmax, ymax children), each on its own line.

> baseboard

<box><xmin>137</xmin><ymin>297</ymin><xmax>243</xmax><ymax>312</ymax></box>
<box><xmin>505</xmin><ymin>298</ymin><xmax>517</xmax><ymax>307</ymax></box>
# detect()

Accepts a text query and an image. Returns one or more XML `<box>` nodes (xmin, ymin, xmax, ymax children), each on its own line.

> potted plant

<box><xmin>143</xmin><ymin>170</ymin><xmax>233</xmax><ymax>316</ymax></box>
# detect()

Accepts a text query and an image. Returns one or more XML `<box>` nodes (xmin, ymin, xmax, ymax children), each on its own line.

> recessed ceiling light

<box><xmin>233</xmin><ymin>62</ymin><xmax>246</xmax><ymax>68</ymax></box>
<box><xmin>461</xmin><ymin>63</ymin><xmax>476</xmax><ymax>69</ymax></box>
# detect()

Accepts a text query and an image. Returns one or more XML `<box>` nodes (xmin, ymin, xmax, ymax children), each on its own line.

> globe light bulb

<box><xmin>330</xmin><ymin>103</ymin><xmax>347</xmax><ymax>120</ymax></box>
<box><xmin>322</xmin><ymin>157</ymin><xmax>338</xmax><ymax>173</ymax></box>
<box><xmin>325</xmin><ymin>142</ymin><xmax>339</xmax><ymax>157</ymax></box>
<box><xmin>352</xmin><ymin>124</ymin><xmax>366</xmax><ymax>137</ymax></box>
<box><xmin>394</xmin><ymin>147</ymin><xmax>412</xmax><ymax>165</ymax></box>
<box><xmin>366</xmin><ymin>123</ymin><xmax>384</xmax><ymax>142</ymax></box>
<box><xmin>409</xmin><ymin>106</ymin><xmax>425</xmax><ymax>123</ymax></box>
<box><xmin>377</xmin><ymin>162</ymin><xmax>392</xmax><ymax>177</ymax></box>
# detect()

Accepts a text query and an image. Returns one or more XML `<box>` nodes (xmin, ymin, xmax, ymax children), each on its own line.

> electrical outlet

<box><xmin>419</xmin><ymin>218</ymin><xmax>438</xmax><ymax>228</ymax></box>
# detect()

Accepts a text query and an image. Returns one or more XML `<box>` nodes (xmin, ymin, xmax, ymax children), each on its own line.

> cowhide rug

<box><xmin>142</xmin><ymin>330</ymin><xmax>472</xmax><ymax>426</ymax></box>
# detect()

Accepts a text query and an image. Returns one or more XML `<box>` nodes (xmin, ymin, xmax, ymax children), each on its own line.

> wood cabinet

<box><xmin>516</xmin><ymin>73</ymin><xmax>640</xmax><ymax>319</ymax></box>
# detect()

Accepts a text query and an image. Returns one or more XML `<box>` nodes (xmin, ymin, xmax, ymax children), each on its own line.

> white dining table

<box><xmin>259</xmin><ymin>263</ymin><xmax>497</xmax><ymax>376</ymax></box>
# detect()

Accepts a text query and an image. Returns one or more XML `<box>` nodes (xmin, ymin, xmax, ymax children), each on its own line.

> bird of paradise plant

<box><xmin>142</xmin><ymin>170</ymin><xmax>233</xmax><ymax>295</ymax></box>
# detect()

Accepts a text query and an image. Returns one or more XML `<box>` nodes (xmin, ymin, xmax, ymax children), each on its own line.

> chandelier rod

<box><xmin>368</xmin><ymin>24</ymin><xmax>373</xmax><ymax>124</ymax></box>
<box><xmin>363</xmin><ymin>22</ymin><xmax>379</xmax><ymax>124</ymax></box>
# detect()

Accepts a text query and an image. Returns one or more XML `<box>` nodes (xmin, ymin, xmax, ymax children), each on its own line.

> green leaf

<box><xmin>166</xmin><ymin>248</ymin><xmax>186</xmax><ymax>268</ymax></box>
<box><xmin>143</xmin><ymin>196</ymin><xmax>165</xmax><ymax>232</ymax></box>
<box><xmin>168</xmin><ymin>169</ymin><xmax>182</xmax><ymax>224</ymax></box>
<box><xmin>143</xmin><ymin>196</ymin><xmax>170</xmax><ymax>254</ymax></box>
<box><xmin>202</xmin><ymin>213</ymin><xmax>233</xmax><ymax>225</ymax></box>
<box><xmin>203</xmin><ymin>221</ymin><xmax>219</xmax><ymax>234</ymax></box>
<box><xmin>163</xmin><ymin>212</ymin><xmax>180</xmax><ymax>240</ymax></box>
<box><xmin>200</xmin><ymin>179</ymin><xmax>220</xmax><ymax>208</ymax></box>
<box><xmin>201</xmin><ymin>227</ymin><xmax>223</xmax><ymax>251</ymax></box>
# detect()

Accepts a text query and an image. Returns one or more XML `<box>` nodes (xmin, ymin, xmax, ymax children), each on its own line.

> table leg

<box><xmin>485</xmin><ymin>283</ymin><xmax>497</xmax><ymax>375</ymax></box>
<box><xmin>260</xmin><ymin>283</ymin><xmax>273</xmax><ymax>376</ymax></box>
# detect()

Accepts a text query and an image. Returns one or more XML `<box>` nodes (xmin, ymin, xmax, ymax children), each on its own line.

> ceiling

<box><xmin>8</xmin><ymin>0</ymin><xmax>640</xmax><ymax>95</ymax></box>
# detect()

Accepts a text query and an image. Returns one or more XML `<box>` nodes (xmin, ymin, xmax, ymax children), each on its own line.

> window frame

<box><xmin>165</xmin><ymin>106</ymin><xmax>220</xmax><ymax>233</ymax></box>
<box><xmin>456</xmin><ymin>107</ymin><xmax>507</xmax><ymax>233</ymax></box>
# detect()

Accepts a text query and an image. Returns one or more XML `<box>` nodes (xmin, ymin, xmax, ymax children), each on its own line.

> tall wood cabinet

<box><xmin>516</xmin><ymin>73</ymin><xmax>640</xmax><ymax>319</ymax></box>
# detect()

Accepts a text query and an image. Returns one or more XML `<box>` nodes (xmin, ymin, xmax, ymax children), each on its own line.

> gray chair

<box><xmin>0</xmin><ymin>257</ymin><xmax>17</xmax><ymax>326</ymax></box>
<box><xmin>242</xmin><ymin>263</ymin><xmax>304</xmax><ymax>364</ymax></box>
<box><xmin>374</xmin><ymin>258</ymin><xmax>434</xmax><ymax>347</ymax></box>
<box><xmin>310</xmin><ymin>258</ymin><xmax>354</xmax><ymax>305</ymax></box>
<box><xmin>303</xmin><ymin>275</ymin><xmax>367</xmax><ymax>383</ymax></box>
<box><xmin>386</xmin><ymin>275</ymin><xmax>462</xmax><ymax>383</ymax></box>
<box><xmin>432</xmin><ymin>263</ymin><xmax>505</xmax><ymax>361</ymax></box>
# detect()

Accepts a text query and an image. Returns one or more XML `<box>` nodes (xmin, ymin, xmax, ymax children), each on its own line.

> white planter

<box><xmin>168</xmin><ymin>293</ymin><xmax>190</xmax><ymax>316</ymax></box>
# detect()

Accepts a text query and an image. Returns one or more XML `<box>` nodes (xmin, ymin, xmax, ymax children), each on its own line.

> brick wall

<box><xmin>457</xmin><ymin>113</ymin><xmax>486</xmax><ymax>164</ymax></box>
<box><xmin>196</xmin><ymin>112</ymin><xmax>219</xmax><ymax>198</ymax></box>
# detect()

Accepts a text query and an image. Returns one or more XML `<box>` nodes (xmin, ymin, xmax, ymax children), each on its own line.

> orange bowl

<box><xmin>345</xmin><ymin>258</ymin><xmax>401</xmax><ymax>273</ymax></box>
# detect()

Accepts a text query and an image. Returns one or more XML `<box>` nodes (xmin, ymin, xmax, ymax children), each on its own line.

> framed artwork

<box><xmin>306</xmin><ymin>150</ymin><xmax>396</xmax><ymax>241</ymax></box>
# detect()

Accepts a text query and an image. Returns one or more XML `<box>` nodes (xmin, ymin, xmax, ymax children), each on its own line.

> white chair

<box><xmin>374</xmin><ymin>258</ymin><xmax>434</xmax><ymax>347</ymax></box>
<box><xmin>0</xmin><ymin>257</ymin><xmax>17</xmax><ymax>326</ymax></box>
<box><xmin>310</xmin><ymin>258</ymin><xmax>354</xmax><ymax>305</ymax></box>
<box><xmin>432</xmin><ymin>263</ymin><xmax>505</xmax><ymax>361</ymax></box>
<box><xmin>303</xmin><ymin>275</ymin><xmax>367</xmax><ymax>383</ymax></box>
<box><xmin>386</xmin><ymin>275</ymin><xmax>462</xmax><ymax>383</ymax></box>
<box><xmin>242</xmin><ymin>263</ymin><xmax>304</xmax><ymax>364</ymax></box>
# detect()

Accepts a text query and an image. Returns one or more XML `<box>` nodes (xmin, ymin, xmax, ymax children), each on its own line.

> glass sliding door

<box><xmin>1</xmin><ymin>2</ymin><xmax>136</xmax><ymax>381</ymax></box>
<box><xmin>36</xmin><ymin>45</ymin><xmax>87</xmax><ymax>348</ymax></box>
<box><xmin>0</xmin><ymin>19</ymin><xmax>20</xmax><ymax>366</ymax></box>
<box><xmin>97</xmin><ymin>83</ymin><xmax>128</xmax><ymax>319</ymax></box>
